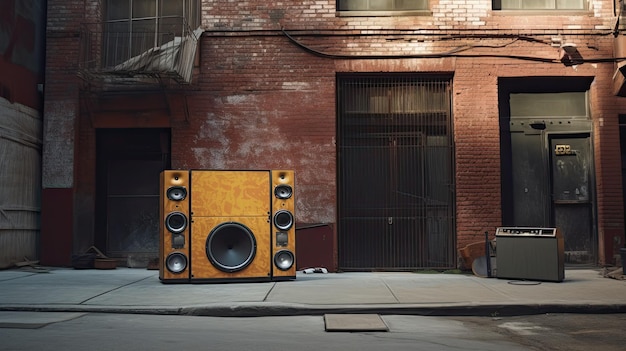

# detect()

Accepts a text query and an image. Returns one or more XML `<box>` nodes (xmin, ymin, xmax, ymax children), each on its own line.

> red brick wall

<box><xmin>44</xmin><ymin>0</ymin><xmax>626</xmax><ymax>266</ymax></box>
<box><xmin>177</xmin><ymin>35</ymin><xmax>338</xmax><ymax>224</ymax></box>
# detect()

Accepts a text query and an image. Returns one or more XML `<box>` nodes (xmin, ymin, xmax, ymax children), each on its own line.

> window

<box><xmin>337</xmin><ymin>0</ymin><xmax>429</xmax><ymax>12</ymax></box>
<box><xmin>493</xmin><ymin>0</ymin><xmax>586</xmax><ymax>10</ymax></box>
<box><xmin>104</xmin><ymin>0</ymin><xmax>199</xmax><ymax>67</ymax></box>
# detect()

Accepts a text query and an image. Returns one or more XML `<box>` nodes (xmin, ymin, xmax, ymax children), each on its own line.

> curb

<box><xmin>2</xmin><ymin>303</ymin><xmax>626</xmax><ymax>318</ymax></box>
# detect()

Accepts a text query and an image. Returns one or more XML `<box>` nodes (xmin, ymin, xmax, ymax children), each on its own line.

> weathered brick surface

<box><xmin>43</xmin><ymin>0</ymin><xmax>626</xmax><ymax>265</ymax></box>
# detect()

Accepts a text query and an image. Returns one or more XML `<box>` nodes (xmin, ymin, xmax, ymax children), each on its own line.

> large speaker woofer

<box><xmin>274</xmin><ymin>250</ymin><xmax>295</xmax><ymax>271</ymax></box>
<box><xmin>274</xmin><ymin>184</ymin><xmax>293</xmax><ymax>199</ymax></box>
<box><xmin>206</xmin><ymin>222</ymin><xmax>257</xmax><ymax>273</ymax></box>
<box><xmin>273</xmin><ymin>210</ymin><xmax>294</xmax><ymax>230</ymax></box>
<box><xmin>166</xmin><ymin>186</ymin><xmax>187</xmax><ymax>201</ymax></box>
<box><xmin>165</xmin><ymin>212</ymin><xmax>188</xmax><ymax>234</ymax></box>
<box><xmin>165</xmin><ymin>252</ymin><xmax>188</xmax><ymax>273</ymax></box>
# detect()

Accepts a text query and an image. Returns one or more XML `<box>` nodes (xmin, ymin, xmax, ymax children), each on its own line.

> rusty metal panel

<box><xmin>337</xmin><ymin>75</ymin><xmax>455</xmax><ymax>270</ymax></box>
<box><xmin>508</xmin><ymin>128</ymin><xmax>549</xmax><ymax>226</ymax></box>
<box><xmin>295</xmin><ymin>224</ymin><xmax>334</xmax><ymax>270</ymax></box>
<box><xmin>550</xmin><ymin>135</ymin><xmax>594</xmax><ymax>263</ymax></box>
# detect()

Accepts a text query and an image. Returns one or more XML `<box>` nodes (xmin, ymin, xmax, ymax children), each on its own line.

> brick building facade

<box><xmin>41</xmin><ymin>0</ymin><xmax>626</xmax><ymax>270</ymax></box>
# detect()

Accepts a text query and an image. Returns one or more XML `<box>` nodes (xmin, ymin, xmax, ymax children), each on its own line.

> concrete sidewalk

<box><xmin>0</xmin><ymin>267</ymin><xmax>624</xmax><ymax>317</ymax></box>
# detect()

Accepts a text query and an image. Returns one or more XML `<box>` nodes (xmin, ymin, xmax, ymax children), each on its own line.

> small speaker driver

<box><xmin>166</xmin><ymin>186</ymin><xmax>187</xmax><ymax>201</ymax></box>
<box><xmin>273</xmin><ymin>210</ymin><xmax>294</xmax><ymax>231</ymax></box>
<box><xmin>165</xmin><ymin>212</ymin><xmax>188</xmax><ymax>234</ymax></box>
<box><xmin>274</xmin><ymin>185</ymin><xmax>293</xmax><ymax>199</ymax></box>
<box><xmin>274</xmin><ymin>250</ymin><xmax>294</xmax><ymax>271</ymax></box>
<box><xmin>166</xmin><ymin>252</ymin><xmax>188</xmax><ymax>273</ymax></box>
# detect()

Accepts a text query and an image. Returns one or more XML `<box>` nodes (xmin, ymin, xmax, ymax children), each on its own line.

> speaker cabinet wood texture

<box><xmin>190</xmin><ymin>170</ymin><xmax>272</xmax><ymax>282</ymax></box>
<box><xmin>159</xmin><ymin>170</ymin><xmax>191</xmax><ymax>282</ymax></box>
<box><xmin>271</xmin><ymin>170</ymin><xmax>296</xmax><ymax>280</ymax></box>
<box><xmin>190</xmin><ymin>170</ymin><xmax>270</xmax><ymax>217</ymax></box>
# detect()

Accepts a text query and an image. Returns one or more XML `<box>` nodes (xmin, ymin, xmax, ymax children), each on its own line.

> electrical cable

<box><xmin>281</xmin><ymin>28</ymin><xmax>626</xmax><ymax>64</ymax></box>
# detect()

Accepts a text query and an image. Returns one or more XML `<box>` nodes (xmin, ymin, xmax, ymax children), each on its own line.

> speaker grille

<box><xmin>206</xmin><ymin>222</ymin><xmax>257</xmax><ymax>272</ymax></box>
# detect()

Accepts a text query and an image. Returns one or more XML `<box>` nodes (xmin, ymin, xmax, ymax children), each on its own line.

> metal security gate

<box><xmin>96</xmin><ymin>129</ymin><xmax>170</xmax><ymax>266</ymax></box>
<box><xmin>337</xmin><ymin>75</ymin><xmax>455</xmax><ymax>270</ymax></box>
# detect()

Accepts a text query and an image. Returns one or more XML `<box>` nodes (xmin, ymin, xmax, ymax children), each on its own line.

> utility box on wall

<box><xmin>495</xmin><ymin>227</ymin><xmax>565</xmax><ymax>282</ymax></box>
<box><xmin>296</xmin><ymin>224</ymin><xmax>335</xmax><ymax>271</ymax></box>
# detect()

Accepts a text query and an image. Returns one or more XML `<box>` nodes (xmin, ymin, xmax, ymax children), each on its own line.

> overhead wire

<box><xmin>281</xmin><ymin>28</ymin><xmax>626</xmax><ymax>64</ymax></box>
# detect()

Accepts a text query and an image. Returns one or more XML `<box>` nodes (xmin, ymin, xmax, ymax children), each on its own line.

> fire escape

<box><xmin>77</xmin><ymin>17</ymin><xmax>201</xmax><ymax>123</ymax></box>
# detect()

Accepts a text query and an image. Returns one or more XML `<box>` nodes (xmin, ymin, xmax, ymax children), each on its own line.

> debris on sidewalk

<box><xmin>603</xmin><ymin>267</ymin><xmax>625</xmax><ymax>280</ymax></box>
<box><xmin>72</xmin><ymin>246</ymin><xmax>117</xmax><ymax>270</ymax></box>
<box><xmin>459</xmin><ymin>240</ymin><xmax>496</xmax><ymax>271</ymax></box>
<box><xmin>12</xmin><ymin>257</ymin><xmax>50</xmax><ymax>273</ymax></box>
<box><xmin>147</xmin><ymin>258</ymin><xmax>159</xmax><ymax>270</ymax></box>
<box><xmin>302</xmin><ymin>267</ymin><xmax>328</xmax><ymax>274</ymax></box>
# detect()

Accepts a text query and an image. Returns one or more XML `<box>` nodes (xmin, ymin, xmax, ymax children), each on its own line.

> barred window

<box><xmin>104</xmin><ymin>0</ymin><xmax>199</xmax><ymax>66</ymax></box>
<box><xmin>493</xmin><ymin>0</ymin><xmax>586</xmax><ymax>10</ymax></box>
<box><xmin>337</xmin><ymin>0</ymin><xmax>429</xmax><ymax>12</ymax></box>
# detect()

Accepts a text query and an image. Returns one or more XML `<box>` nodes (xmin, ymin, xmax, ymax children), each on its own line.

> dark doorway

<box><xmin>337</xmin><ymin>74</ymin><xmax>455</xmax><ymax>270</ymax></box>
<box><xmin>550</xmin><ymin>133</ymin><xmax>594</xmax><ymax>261</ymax></box>
<box><xmin>96</xmin><ymin>129</ymin><xmax>170</xmax><ymax>266</ymax></box>
<box><xmin>499</xmin><ymin>78</ymin><xmax>596</xmax><ymax>264</ymax></box>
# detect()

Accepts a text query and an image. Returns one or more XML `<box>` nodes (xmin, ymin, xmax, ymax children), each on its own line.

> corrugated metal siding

<box><xmin>0</xmin><ymin>98</ymin><xmax>42</xmax><ymax>268</ymax></box>
<box><xmin>337</xmin><ymin>75</ymin><xmax>455</xmax><ymax>270</ymax></box>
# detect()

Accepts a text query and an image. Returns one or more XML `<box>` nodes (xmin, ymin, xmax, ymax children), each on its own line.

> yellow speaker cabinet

<box><xmin>159</xmin><ymin>169</ymin><xmax>296</xmax><ymax>283</ymax></box>
<box><xmin>159</xmin><ymin>170</ymin><xmax>191</xmax><ymax>282</ymax></box>
<box><xmin>271</xmin><ymin>170</ymin><xmax>296</xmax><ymax>280</ymax></box>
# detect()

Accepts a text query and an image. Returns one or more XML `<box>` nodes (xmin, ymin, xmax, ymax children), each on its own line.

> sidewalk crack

<box><xmin>0</xmin><ymin>273</ymin><xmax>38</xmax><ymax>282</ymax></box>
<box><xmin>382</xmin><ymin>279</ymin><xmax>401</xmax><ymax>303</ymax></box>
<box><xmin>263</xmin><ymin>282</ymin><xmax>277</xmax><ymax>302</ymax></box>
<box><xmin>79</xmin><ymin>275</ymin><xmax>154</xmax><ymax>305</ymax></box>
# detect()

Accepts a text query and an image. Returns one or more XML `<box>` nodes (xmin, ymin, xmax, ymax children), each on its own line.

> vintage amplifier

<box><xmin>495</xmin><ymin>227</ymin><xmax>564</xmax><ymax>282</ymax></box>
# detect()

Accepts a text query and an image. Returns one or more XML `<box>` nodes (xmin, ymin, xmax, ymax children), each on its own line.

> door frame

<box><xmin>95</xmin><ymin>128</ymin><xmax>171</xmax><ymax>263</ymax></box>
<box><xmin>501</xmin><ymin>120</ymin><xmax>597</xmax><ymax>264</ymax></box>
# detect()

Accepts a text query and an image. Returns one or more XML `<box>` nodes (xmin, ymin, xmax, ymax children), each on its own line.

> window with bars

<box><xmin>492</xmin><ymin>0</ymin><xmax>586</xmax><ymax>10</ymax></box>
<box><xmin>337</xmin><ymin>0</ymin><xmax>429</xmax><ymax>12</ymax></box>
<box><xmin>103</xmin><ymin>0</ymin><xmax>200</xmax><ymax>67</ymax></box>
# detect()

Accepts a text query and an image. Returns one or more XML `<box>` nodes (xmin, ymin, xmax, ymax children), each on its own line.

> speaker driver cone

<box><xmin>165</xmin><ymin>212</ymin><xmax>188</xmax><ymax>234</ymax></box>
<box><xmin>274</xmin><ymin>185</ymin><xmax>293</xmax><ymax>199</ymax></box>
<box><xmin>166</xmin><ymin>186</ymin><xmax>187</xmax><ymax>201</ymax></box>
<box><xmin>166</xmin><ymin>252</ymin><xmax>188</xmax><ymax>273</ymax></box>
<box><xmin>273</xmin><ymin>210</ymin><xmax>294</xmax><ymax>231</ymax></box>
<box><xmin>206</xmin><ymin>222</ymin><xmax>256</xmax><ymax>272</ymax></box>
<box><xmin>274</xmin><ymin>250</ymin><xmax>294</xmax><ymax>271</ymax></box>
